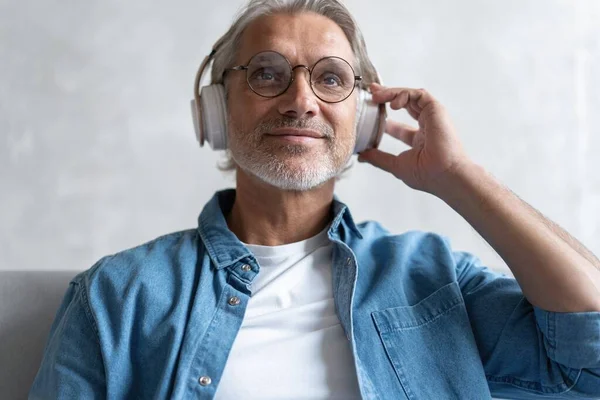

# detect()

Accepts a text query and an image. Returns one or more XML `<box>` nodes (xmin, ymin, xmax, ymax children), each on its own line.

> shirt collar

<box><xmin>330</xmin><ymin>193</ymin><xmax>363</xmax><ymax>240</ymax></box>
<box><xmin>197</xmin><ymin>189</ymin><xmax>362</xmax><ymax>270</ymax></box>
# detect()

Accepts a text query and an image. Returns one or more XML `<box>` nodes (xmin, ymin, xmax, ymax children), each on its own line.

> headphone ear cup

<box><xmin>354</xmin><ymin>88</ymin><xmax>386</xmax><ymax>154</ymax></box>
<box><xmin>190</xmin><ymin>84</ymin><xmax>228</xmax><ymax>150</ymax></box>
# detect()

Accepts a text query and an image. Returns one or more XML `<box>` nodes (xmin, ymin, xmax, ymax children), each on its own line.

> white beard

<box><xmin>227</xmin><ymin>116</ymin><xmax>355</xmax><ymax>191</ymax></box>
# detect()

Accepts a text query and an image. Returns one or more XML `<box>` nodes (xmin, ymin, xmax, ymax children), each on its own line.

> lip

<box><xmin>268</xmin><ymin>129</ymin><xmax>325</xmax><ymax>139</ymax></box>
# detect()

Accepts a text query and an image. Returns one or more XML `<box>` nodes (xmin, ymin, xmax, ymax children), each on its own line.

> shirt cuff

<box><xmin>534</xmin><ymin>306</ymin><xmax>600</xmax><ymax>369</ymax></box>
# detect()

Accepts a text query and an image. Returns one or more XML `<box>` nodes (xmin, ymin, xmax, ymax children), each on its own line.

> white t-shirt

<box><xmin>214</xmin><ymin>226</ymin><xmax>362</xmax><ymax>399</ymax></box>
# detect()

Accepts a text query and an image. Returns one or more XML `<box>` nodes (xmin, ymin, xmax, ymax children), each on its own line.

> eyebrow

<box><xmin>242</xmin><ymin>50</ymin><xmax>357</xmax><ymax>68</ymax></box>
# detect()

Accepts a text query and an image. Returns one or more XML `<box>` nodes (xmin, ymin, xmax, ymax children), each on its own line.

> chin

<box><xmin>230</xmin><ymin>139</ymin><xmax>353</xmax><ymax>191</ymax></box>
<box><xmin>242</xmin><ymin>158</ymin><xmax>338</xmax><ymax>192</ymax></box>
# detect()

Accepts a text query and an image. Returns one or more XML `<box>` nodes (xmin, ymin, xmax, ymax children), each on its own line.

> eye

<box><xmin>251</xmin><ymin>68</ymin><xmax>285</xmax><ymax>82</ymax></box>
<box><xmin>252</xmin><ymin>69</ymin><xmax>271</xmax><ymax>81</ymax></box>
<box><xmin>319</xmin><ymin>73</ymin><xmax>342</xmax><ymax>87</ymax></box>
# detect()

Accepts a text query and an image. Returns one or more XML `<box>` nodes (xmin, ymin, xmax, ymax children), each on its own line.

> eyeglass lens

<box><xmin>245</xmin><ymin>51</ymin><xmax>356</xmax><ymax>102</ymax></box>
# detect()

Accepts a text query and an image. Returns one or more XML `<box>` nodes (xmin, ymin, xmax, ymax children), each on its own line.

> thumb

<box><xmin>358</xmin><ymin>149</ymin><xmax>397</xmax><ymax>173</ymax></box>
<box><xmin>359</xmin><ymin>149</ymin><xmax>416</xmax><ymax>182</ymax></box>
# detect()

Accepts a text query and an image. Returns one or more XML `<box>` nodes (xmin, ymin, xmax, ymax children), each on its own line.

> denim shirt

<box><xmin>30</xmin><ymin>189</ymin><xmax>600</xmax><ymax>399</ymax></box>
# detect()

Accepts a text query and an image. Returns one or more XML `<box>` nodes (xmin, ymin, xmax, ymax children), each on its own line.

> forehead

<box><xmin>237</xmin><ymin>12</ymin><xmax>356</xmax><ymax>66</ymax></box>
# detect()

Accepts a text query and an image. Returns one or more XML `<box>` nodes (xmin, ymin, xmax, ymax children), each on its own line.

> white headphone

<box><xmin>191</xmin><ymin>45</ymin><xmax>386</xmax><ymax>154</ymax></box>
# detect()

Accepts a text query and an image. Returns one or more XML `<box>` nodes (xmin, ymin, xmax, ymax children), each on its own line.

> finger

<box><xmin>391</xmin><ymin>150</ymin><xmax>418</xmax><ymax>184</ymax></box>
<box><xmin>385</xmin><ymin>120</ymin><xmax>418</xmax><ymax>146</ymax></box>
<box><xmin>370</xmin><ymin>82</ymin><xmax>386</xmax><ymax>92</ymax></box>
<box><xmin>390</xmin><ymin>89</ymin><xmax>432</xmax><ymax>113</ymax></box>
<box><xmin>357</xmin><ymin>148</ymin><xmax>398</xmax><ymax>174</ymax></box>
<box><xmin>358</xmin><ymin>148</ymin><xmax>417</xmax><ymax>184</ymax></box>
<box><xmin>372</xmin><ymin>87</ymin><xmax>409</xmax><ymax>105</ymax></box>
<box><xmin>374</xmin><ymin>88</ymin><xmax>434</xmax><ymax>113</ymax></box>
<box><xmin>404</xmin><ymin>102</ymin><xmax>421</xmax><ymax>121</ymax></box>
<box><xmin>394</xmin><ymin>91</ymin><xmax>430</xmax><ymax>122</ymax></box>
<box><xmin>410</xmin><ymin>88</ymin><xmax>433</xmax><ymax>110</ymax></box>
<box><xmin>374</xmin><ymin>89</ymin><xmax>419</xmax><ymax>121</ymax></box>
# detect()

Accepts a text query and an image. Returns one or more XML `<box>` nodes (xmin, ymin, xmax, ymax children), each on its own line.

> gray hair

<box><xmin>210</xmin><ymin>0</ymin><xmax>378</xmax><ymax>173</ymax></box>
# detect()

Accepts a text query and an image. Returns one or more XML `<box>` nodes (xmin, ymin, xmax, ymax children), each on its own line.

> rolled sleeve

<box><xmin>453</xmin><ymin>248</ymin><xmax>600</xmax><ymax>397</ymax></box>
<box><xmin>534</xmin><ymin>306</ymin><xmax>600</xmax><ymax>369</ymax></box>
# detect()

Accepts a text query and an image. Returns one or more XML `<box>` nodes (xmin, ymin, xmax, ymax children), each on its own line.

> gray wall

<box><xmin>1</xmin><ymin>0</ymin><xmax>599</xmax><ymax>273</ymax></box>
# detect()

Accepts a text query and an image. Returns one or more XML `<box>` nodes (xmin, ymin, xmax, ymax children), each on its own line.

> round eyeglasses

<box><xmin>224</xmin><ymin>51</ymin><xmax>362</xmax><ymax>103</ymax></box>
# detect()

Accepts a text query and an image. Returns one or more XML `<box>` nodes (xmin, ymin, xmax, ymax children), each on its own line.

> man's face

<box><xmin>226</xmin><ymin>12</ymin><xmax>358</xmax><ymax>191</ymax></box>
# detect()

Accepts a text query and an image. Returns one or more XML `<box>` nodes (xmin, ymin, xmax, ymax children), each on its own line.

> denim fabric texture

<box><xmin>29</xmin><ymin>189</ymin><xmax>600</xmax><ymax>399</ymax></box>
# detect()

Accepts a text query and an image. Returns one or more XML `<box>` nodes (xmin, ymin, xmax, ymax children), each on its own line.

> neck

<box><xmin>226</xmin><ymin>168</ymin><xmax>335</xmax><ymax>246</ymax></box>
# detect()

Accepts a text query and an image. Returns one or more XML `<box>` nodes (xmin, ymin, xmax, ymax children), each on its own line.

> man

<box><xmin>30</xmin><ymin>0</ymin><xmax>600</xmax><ymax>399</ymax></box>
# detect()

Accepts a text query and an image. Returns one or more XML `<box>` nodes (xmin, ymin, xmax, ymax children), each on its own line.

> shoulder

<box><xmin>354</xmin><ymin>220</ymin><xmax>454</xmax><ymax>256</ymax></box>
<box><xmin>351</xmin><ymin>220</ymin><xmax>480</xmax><ymax>283</ymax></box>
<box><xmin>71</xmin><ymin>229</ymin><xmax>200</xmax><ymax>298</ymax></box>
<box><xmin>353</xmin><ymin>220</ymin><xmax>502</xmax><ymax>293</ymax></box>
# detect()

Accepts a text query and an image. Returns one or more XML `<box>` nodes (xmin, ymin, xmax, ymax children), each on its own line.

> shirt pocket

<box><xmin>371</xmin><ymin>281</ymin><xmax>491</xmax><ymax>400</ymax></box>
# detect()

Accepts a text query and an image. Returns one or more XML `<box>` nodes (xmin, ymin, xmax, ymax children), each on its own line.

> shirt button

<box><xmin>241</xmin><ymin>264</ymin><xmax>251</xmax><ymax>272</ymax></box>
<box><xmin>198</xmin><ymin>376</ymin><xmax>212</xmax><ymax>386</ymax></box>
<box><xmin>228</xmin><ymin>296</ymin><xmax>241</xmax><ymax>306</ymax></box>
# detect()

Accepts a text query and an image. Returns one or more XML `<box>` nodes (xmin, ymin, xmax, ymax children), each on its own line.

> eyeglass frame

<box><xmin>222</xmin><ymin>50</ymin><xmax>363</xmax><ymax>104</ymax></box>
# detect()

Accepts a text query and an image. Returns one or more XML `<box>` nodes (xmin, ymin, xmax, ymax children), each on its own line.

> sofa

<box><xmin>0</xmin><ymin>270</ymin><xmax>80</xmax><ymax>399</ymax></box>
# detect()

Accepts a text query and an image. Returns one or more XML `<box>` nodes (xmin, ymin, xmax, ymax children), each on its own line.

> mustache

<box><xmin>254</xmin><ymin>117</ymin><xmax>334</xmax><ymax>138</ymax></box>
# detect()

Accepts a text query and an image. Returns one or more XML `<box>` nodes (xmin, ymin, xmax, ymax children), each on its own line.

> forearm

<box><xmin>435</xmin><ymin>161</ymin><xmax>600</xmax><ymax>313</ymax></box>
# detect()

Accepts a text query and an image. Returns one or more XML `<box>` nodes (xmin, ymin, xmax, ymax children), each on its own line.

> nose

<box><xmin>277</xmin><ymin>66</ymin><xmax>320</xmax><ymax>118</ymax></box>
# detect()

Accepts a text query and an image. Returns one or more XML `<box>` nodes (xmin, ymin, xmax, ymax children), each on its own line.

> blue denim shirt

<box><xmin>30</xmin><ymin>189</ymin><xmax>600</xmax><ymax>399</ymax></box>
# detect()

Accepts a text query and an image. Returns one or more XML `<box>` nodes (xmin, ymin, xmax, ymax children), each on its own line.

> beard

<box><xmin>227</xmin><ymin>115</ymin><xmax>355</xmax><ymax>191</ymax></box>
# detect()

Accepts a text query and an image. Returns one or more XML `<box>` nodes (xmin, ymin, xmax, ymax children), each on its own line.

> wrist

<box><xmin>429</xmin><ymin>160</ymin><xmax>486</xmax><ymax>202</ymax></box>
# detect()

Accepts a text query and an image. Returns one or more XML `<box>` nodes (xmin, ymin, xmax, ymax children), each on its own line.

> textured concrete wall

<box><xmin>1</xmin><ymin>0</ymin><xmax>599</xmax><ymax>272</ymax></box>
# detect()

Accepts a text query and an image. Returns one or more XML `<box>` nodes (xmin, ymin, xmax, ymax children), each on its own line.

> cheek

<box><xmin>226</xmin><ymin>79</ymin><xmax>257</xmax><ymax>128</ymax></box>
<box><xmin>228</xmin><ymin>97</ymin><xmax>268</xmax><ymax>134</ymax></box>
<box><xmin>330</xmin><ymin>104</ymin><xmax>358</xmax><ymax>138</ymax></box>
